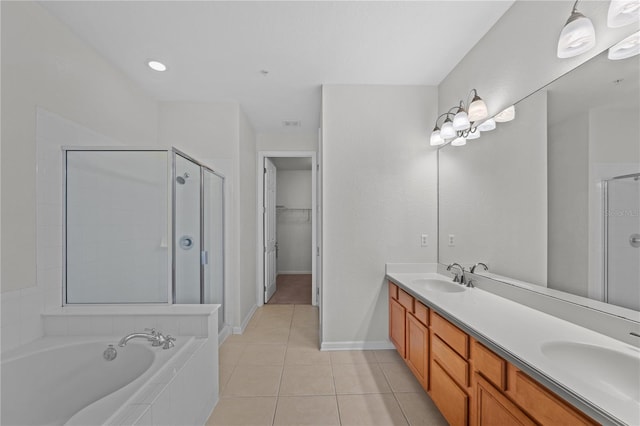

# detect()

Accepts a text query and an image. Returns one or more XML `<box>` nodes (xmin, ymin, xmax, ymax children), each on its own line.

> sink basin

<box><xmin>411</xmin><ymin>278</ymin><xmax>465</xmax><ymax>293</ymax></box>
<box><xmin>540</xmin><ymin>341</ymin><xmax>640</xmax><ymax>402</ymax></box>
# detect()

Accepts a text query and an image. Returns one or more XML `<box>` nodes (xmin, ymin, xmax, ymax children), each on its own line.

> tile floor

<box><xmin>207</xmin><ymin>304</ymin><xmax>447</xmax><ymax>426</ymax></box>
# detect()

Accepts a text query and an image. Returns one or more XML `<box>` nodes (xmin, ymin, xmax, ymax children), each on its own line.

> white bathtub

<box><xmin>1</xmin><ymin>335</ymin><xmax>196</xmax><ymax>426</ymax></box>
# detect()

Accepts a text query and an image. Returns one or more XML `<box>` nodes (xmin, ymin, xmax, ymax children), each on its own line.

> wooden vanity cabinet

<box><xmin>388</xmin><ymin>281</ymin><xmax>598</xmax><ymax>426</ymax></box>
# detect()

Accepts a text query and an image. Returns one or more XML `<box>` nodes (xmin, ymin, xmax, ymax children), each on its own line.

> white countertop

<box><xmin>386</xmin><ymin>271</ymin><xmax>640</xmax><ymax>426</ymax></box>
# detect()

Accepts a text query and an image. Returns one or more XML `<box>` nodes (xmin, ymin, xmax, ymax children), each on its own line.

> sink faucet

<box><xmin>118</xmin><ymin>329</ymin><xmax>176</xmax><ymax>349</ymax></box>
<box><xmin>446</xmin><ymin>263</ymin><xmax>466</xmax><ymax>285</ymax></box>
<box><xmin>470</xmin><ymin>262</ymin><xmax>488</xmax><ymax>274</ymax></box>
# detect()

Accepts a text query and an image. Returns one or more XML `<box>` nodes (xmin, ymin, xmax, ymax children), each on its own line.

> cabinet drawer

<box><xmin>430</xmin><ymin>311</ymin><xmax>469</xmax><ymax>358</ymax></box>
<box><xmin>432</xmin><ymin>334</ymin><xmax>469</xmax><ymax>387</ymax></box>
<box><xmin>413</xmin><ymin>300</ymin><xmax>428</xmax><ymax>326</ymax></box>
<box><xmin>506</xmin><ymin>365</ymin><xmax>597</xmax><ymax>425</ymax></box>
<box><xmin>473</xmin><ymin>340</ymin><xmax>506</xmax><ymax>390</ymax></box>
<box><xmin>389</xmin><ymin>282</ymin><xmax>398</xmax><ymax>300</ymax></box>
<box><xmin>398</xmin><ymin>289</ymin><xmax>414</xmax><ymax>311</ymax></box>
<box><xmin>430</xmin><ymin>359</ymin><xmax>468</xmax><ymax>426</ymax></box>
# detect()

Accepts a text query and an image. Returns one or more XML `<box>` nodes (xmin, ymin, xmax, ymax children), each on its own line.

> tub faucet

<box><xmin>446</xmin><ymin>263</ymin><xmax>466</xmax><ymax>285</ymax></box>
<box><xmin>118</xmin><ymin>329</ymin><xmax>176</xmax><ymax>349</ymax></box>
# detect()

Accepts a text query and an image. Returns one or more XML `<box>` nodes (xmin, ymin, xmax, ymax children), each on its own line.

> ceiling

<box><xmin>40</xmin><ymin>1</ymin><xmax>514</xmax><ymax>133</ymax></box>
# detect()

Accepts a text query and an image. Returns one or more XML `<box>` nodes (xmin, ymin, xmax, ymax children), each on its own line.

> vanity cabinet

<box><xmin>388</xmin><ymin>280</ymin><xmax>599</xmax><ymax>426</ymax></box>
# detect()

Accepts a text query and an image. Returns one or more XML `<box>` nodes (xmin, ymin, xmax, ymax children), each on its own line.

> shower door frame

<box><xmin>62</xmin><ymin>147</ymin><xmax>226</xmax><ymax>310</ymax></box>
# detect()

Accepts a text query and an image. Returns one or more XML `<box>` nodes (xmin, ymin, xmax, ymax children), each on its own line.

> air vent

<box><xmin>282</xmin><ymin>120</ymin><xmax>301</xmax><ymax>128</ymax></box>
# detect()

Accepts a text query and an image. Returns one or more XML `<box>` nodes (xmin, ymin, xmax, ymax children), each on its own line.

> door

<box><xmin>203</xmin><ymin>169</ymin><xmax>225</xmax><ymax>331</ymax></box>
<box><xmin>264</xmin><ymin>158</ymin><xmax>277</xmax><ymax>303</ymax></box>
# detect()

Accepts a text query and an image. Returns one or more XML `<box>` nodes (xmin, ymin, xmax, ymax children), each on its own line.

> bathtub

<box><xmin>1</xmin><ymin>335</ymin><xmax>196</xmax><ymax>426</ymax></box>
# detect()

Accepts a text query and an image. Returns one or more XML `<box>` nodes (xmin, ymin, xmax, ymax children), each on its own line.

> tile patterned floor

<box><xmin>207</xmin><ymin>304</ymin><xmax>447</xmax><ymax>426</ymax></box>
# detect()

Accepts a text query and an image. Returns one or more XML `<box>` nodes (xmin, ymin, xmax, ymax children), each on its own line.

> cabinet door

<box><xmin>430</xmin><ymin>360</ymin><xmax>468</xmax><ymax>426</ymax></box>
<box><xmin>406</xmin><ymin>312</ymin><xmax>428</xmax><ymax>390</ymax></box>
<box><xmin>389</xmin><ymin>297</ymin><xmax>406</xmax><ymax>358</ymax></box>
<box><xmin>476</xmin><ymin>374</ymin><xmax>536</xmax><ymax>426</ymax></box>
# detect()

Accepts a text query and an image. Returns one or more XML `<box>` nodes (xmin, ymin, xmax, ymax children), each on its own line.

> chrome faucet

<box><xmin>446</xmin><ymin>263</ymin><xmax>466</xmax><ymax>285</ymax></box>
<box><xmin>470</xmin><ymin>262</ymin><xmax>488</xmax><ymax>274</ymax></box>
<box><xmin>118</xmin><ymin>329</ymin><xmax>176</xmax><ymax>349</ymax></box>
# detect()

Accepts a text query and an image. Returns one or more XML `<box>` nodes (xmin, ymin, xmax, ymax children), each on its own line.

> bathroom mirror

<box><xmin>438</xmin><ymin>40</ymin><xmax>640</xmax><ymax>314</ymax></box>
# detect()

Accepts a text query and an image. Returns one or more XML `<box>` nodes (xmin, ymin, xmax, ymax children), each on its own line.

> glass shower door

<box><xmin>605</xmin><ymin>173</ymin><xmax>640</xmax><ymax>310</ymax></box>
<box><xmin>203</xmin><ymin>169</ymin><xmax>225</xmax><ymax>331</ymax></box>
<box><xmin>174</xmin><ymin>155</ymin><xmax>202</xmax><ymax>304</ymax></box>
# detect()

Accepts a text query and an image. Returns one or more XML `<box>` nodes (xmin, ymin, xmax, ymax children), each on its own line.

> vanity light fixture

<box><xmin>607</xmin><ymin>0</ymin><xmax>640</xmax><ymax>28</ymax></box>
<box><xmin>429</xmin><ymin>89</ymin><xmax>490</xmax><ymax>147</ymax></box>
<box><xmin>494</xmin><ymin>105</ymin><xmax>516</xmax><ymax>123</ymax></box>
<box><xmin>557</xmin><ymin>0</ymin><xmax>596</xmax><ymax>58</ymax></box>
<box><xmin>477</xmin><ymin>118</ymin><xmax>496</xmax><ymax>132</ymax></box>
<box><xmin>147</xmin><ymin>60</ymin><xmax>167</xmax><ymax>72</ymax></box>
<box><xmin>608</xmin><ymin>30</ymin><xmax>640</xmax><ymax>59</ymax></box>
<box><xmin>451</xmin><ymin>136</ymin><xmax>467</xmax><ymax>147</ymax></box>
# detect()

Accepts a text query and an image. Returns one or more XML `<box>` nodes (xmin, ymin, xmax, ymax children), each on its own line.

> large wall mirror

<box><xmin>438</xmin><ymin>37</ymin><xmax>639</xmax><ymax>315</ymax></box>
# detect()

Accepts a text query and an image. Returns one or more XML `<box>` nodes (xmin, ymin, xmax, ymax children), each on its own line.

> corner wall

<box><xmin>321</xmin><ymin>85</ymin><xmax>438</xmax><ymax>348</ymax></box>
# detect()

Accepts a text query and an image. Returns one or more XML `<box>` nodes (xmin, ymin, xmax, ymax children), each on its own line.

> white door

<box><xmin>264</xmin><ymin>158</ymin><xmax>278</xmax><ymax>303</ymax></box>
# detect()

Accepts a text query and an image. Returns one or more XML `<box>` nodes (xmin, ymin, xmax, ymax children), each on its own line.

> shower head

<box><xmin>176</xmin><ymin>172</ymin><xmax>190</xmax><ymax>185</ymax></box>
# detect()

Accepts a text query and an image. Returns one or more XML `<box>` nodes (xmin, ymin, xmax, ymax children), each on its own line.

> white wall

<box><xmin>321</xmin><ymin>85</ymin><xmax>438</xmax><ymax>348</ymax></box>
<box><xmin>276</xmin><ymin>170</ymin><xmax>312</xmax><ymax>274</ymax></box>
<box><xmin>439</xmin><ymin>90</ymin><xmax>548</xmax><ymax>286</ymax></box>
<box><xmin>1</xmin><ymin>1</ymin><xmax>159</xmax><ymax>294</ymax></box>
<box><xmin>257</xmin><ymin>132</ymin><xmax>318</xmax><ymax>152</ymax></box>
<box><xmin>548</xmin><ymin>112</ymin><xmax>589</xmax><ymax>295</ymax></box>
<box><xmin>238</xmin><ymin>109</ymin><xmax>257</xmax><ymax>328</ymax></box>
<box><xmin>1</xmin><ymin>2</ymin><xmax>158</xmax><ymax>352</ymax></box>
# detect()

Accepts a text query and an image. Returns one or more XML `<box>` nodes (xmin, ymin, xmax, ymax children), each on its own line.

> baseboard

<box><xmin>232</xmin><ymin>304</ymin><xmax>257</xmax><ymax>334</ymax></box>
<box><xmin>276</xmin><ymin>271</ymin><xmax>312</xmax><ymax>275</ymax></box>
<box><xmin>218</xmin><ymin>324</ymin><xmax>231</xmax><ymax>345</ymax></box>
<box><xmin>320</xmin><ymin>340</ymin><xmax>395</xmax><ymax>351</ymax></box>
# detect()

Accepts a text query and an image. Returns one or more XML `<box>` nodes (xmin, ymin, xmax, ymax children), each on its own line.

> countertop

<box><xmin>386</xmin><ymin>270</ymin><xmax>640</xmax><ymax>426</ymax></box>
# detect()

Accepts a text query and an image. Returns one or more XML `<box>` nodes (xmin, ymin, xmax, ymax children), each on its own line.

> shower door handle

<box><xmin>201</xmin><ymin>251</ymin><xmax>209</xmax><ymax>265</ymax></box>
<box><xmin>631</xmin><ymin>234</ymin><xmax>640</xmax><ymax>248</ymax></box>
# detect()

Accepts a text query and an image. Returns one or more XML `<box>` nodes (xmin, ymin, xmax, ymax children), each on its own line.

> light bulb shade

<box><xmin>608</xmin><ymin>31</ymin><xmax>640</xmax><ymax>60</ymax></box>
<box><xmin>451</xmin><ymin>136</ymin><xmax>466</xmax><ymax>147</ymax></box>
<box><xmin>466</xmin><ymin>129</ymin><xmax>481</xmax><ymax>140</ymax></box>
<box><xmin>453</xmin><ymin>110</ymin><xmax>471</xmax><ymax>131</ymax></box>
<box><xmin>608</xmin><ymin>0</ymin><xmax>640</xmax><ymax>28</ymax></box>
<box><xmin>494</xmin><ymin>105</ymin><xmax>515</xmax><ymax>123</ymax></box>
<box><xmin>468</xmin><ymin>97</ymin><xmax>488</xmax><ymax>122</ymax></box>
<box><xmin>477</xmin><ymin>118</ymin><xmax>496</xmax><ymax>132</ymax></box>
<box><xmin>430</xmin><ymin>130</ymin><xmax>445</xmax><ymax>146</ymax></box>
<box><xmin>557</xmin><ymin>14</ymin><xmax>596</xmax><ymax>58</ymax></box>
<box><xmin>440</xmin><ymin>120</ymin><xmax>456</xmax><ymax>139</ymax></box>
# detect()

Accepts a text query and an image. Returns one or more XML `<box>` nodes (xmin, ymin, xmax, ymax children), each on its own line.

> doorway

<box><xmin>257</xmin><ymin>151</ymin><xmax>318</xmax><ymax>307</ymax></box>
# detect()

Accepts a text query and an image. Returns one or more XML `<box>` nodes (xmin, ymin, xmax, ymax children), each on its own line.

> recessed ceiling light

<box><xmin>147</xmin><ymin>60</ymin><xmax>167</xmax><ymax>72</ymax></box>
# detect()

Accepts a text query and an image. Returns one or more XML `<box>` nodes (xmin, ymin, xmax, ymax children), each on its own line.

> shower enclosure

<box><xmin>603</xmin><ymin>172</ymin><xmax>640</xmax><ymax>311</ymax></box>
<box><xmin>64</xmin><ymin>148</ymin><xmax>225</xmax><ymax>329</ymax></box>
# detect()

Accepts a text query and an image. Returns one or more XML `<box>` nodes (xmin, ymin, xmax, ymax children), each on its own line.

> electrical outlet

<box><xmin>448</xmin><ymin>234</ymin><xmax>455</xmax><ymax>247</ymax></box>
<box><xmin>421</xmin><ymin>234</ymin><xmax>429</xmax><ymax>247</ymax></box>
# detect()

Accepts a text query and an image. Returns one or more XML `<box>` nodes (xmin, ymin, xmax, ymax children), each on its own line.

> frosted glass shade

<box><xmin>453</xmin><ymin>110</ymin><xmax>471</xmax><ymax>131</ymax></box>
<box><xmin>608</xmin><ymin>31</ymin><xmax>640</xmax><ymax>60</ymax></box>
<box><xmin>430</xmin><ymin>130</ymin><xmax>445</xmax><ymax>146</ymax></box>
<box><xmin>477</xmin><ymin>118</ymin><xmax>496</xmax><ymax>132</ymax></box>
<box><xmin>466</xmin><ymin>129</ymin><xmax>481</xmax><ymax>140</ymax></box>
<box><xmin>468</xmin><ymin>98</ymin><xmax>488</xmax><ymax>122</ymax></box>
<box><xmin>608</xmin><ymin>0</ymin><xmax>640</xmax><ymax>28</ymax></box>
<box><xmin>557</xmin><ymin>14</ymin><xmax>596</xmax><ymax>58</ymax></box>
<box><xmin>451</xmin><ymin>136</ymin><xmax>466</xmax><ymax>147</ymax></box>
<box><xmin>495</xmin><ymin>105</ymin><xmax>515</xmax><ymax>122</ymax></box>
<box><xmin>440</xmin><ymin>120</ymin><xmax>456</xmax><ymax>139</ymax></box>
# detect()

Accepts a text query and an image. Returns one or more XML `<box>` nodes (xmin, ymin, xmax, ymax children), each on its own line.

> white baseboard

<box><xmin>232</xmin><ymin>304</ymin><xmax>257</xmax><ymax>334</ymax></box>
<box><xmin>320</xmin><ymin>340</ymin><xmax>395</xmax><ymax>351</ymax></box>
<box><xmin>218</xmin><ymin>324</ymin><xmax>231</xmax><ymax>345</ymax></box>
<box><xmin>277</xmin><ymin>271</ymin><xmax>312</xmax><ymax>275</ymax></box>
